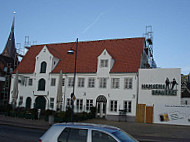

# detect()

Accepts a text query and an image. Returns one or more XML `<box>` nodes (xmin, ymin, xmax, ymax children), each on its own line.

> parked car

<box><xmin>38</xmin><ymin>123</ymin><xmax>138</xmax><ymax>142</ymax></box>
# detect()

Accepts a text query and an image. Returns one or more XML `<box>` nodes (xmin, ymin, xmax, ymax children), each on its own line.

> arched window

<box><xmin>38</xmin><ymin>78</ymin><xmax>46</xmax><ymax>91</ymax></box>
<box><xmin>26</xmin><ymin>97</ymin><xmax>32</xmax><ymax>109</ymax></box>
<box><xmin>40</xmin><ymin>61</ymin><xmax>47</xmax><ymax>73</ymax></box>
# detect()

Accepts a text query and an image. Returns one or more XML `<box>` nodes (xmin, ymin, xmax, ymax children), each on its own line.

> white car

<box><xmin>38</xmin><ymin>123</ymin><xmax>138</xmax><ymax>142</ymax></box>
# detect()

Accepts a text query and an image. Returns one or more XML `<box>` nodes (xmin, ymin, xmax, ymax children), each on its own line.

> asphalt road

<box><xmin>1</xmin><ymin>124</ymin><xmax>190</xmax><ymax>142</ymax></box>
<box><xmin>0</xmin><ymin>125</ymin><xmax>45</xmax><ymax>142</ymax></box>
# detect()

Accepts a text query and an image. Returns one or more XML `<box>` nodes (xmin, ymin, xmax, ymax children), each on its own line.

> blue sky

<box><xmin>0</xmin><ymin>0</ymin><xmax>190</xmax><ymax>74</ymax></box>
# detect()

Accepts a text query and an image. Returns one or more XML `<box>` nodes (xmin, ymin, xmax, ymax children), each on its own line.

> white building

<box><xmin>9</xmin><ymin>37</ymin><xmax>181</xmax><ymax>121</ymax></box>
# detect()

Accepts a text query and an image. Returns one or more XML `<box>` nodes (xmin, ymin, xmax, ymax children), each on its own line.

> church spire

<box><xmin>1</xmin><ymin>12</ymin><xmax>17</xmax><ymax>59</ymax></box>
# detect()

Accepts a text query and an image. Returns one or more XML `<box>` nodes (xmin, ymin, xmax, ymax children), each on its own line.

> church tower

<box><xmin>1</xmin><ymin>13</ymin><xmax>17</xmax><ymax>59</ymax></box>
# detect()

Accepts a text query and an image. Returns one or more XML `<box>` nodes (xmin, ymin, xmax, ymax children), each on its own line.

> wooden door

<box><xmin>136</xmin><ymin>104</ymin><xmax>146</xmax><ymax>123</ymax></box>
<box><xmin>146</xmin><ymin>106</ymin><xmax>153</xmax><ymax>123</ymax></box>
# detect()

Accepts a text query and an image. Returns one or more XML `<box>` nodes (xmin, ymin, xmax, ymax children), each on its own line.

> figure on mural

<box><xmin>171</xmin><ymin>78</ymin><xmax>178</xmax><ymax>90</ymax></box>
<box><xmin>165</xmin><ymin>78</ymin><xmax>170</xmax><ymax>90</ymax></box>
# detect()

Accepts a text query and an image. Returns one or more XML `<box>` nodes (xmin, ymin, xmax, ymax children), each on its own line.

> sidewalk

<box><xmin>0</xmin><ymin>115</ymin><xmax>49</xmax><ymax>130</ymax></box>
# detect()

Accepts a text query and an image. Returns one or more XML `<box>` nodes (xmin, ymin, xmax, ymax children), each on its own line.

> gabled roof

<box><xmin>15</xmin><ymin>37</ymin><xmax>145</xmax><ymax>74</ymax></box>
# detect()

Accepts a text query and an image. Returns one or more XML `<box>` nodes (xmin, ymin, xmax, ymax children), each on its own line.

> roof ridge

<box><xmin>31</xmin><ymin>37</ymin><xmax>145</xmax><ymax>47</ymax></box>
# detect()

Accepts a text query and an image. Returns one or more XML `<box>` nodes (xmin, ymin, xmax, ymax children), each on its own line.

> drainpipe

<box><xmin>136</xmin><ymin>72</ymin><xmax>139</xmax><ymax>105</ymax></box>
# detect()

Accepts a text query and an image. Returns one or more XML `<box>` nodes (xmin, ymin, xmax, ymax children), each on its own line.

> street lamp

<box><xmin>67</xmin><ymin>38</ymin><xmax>78</xmax><ymax>122</ymax></box>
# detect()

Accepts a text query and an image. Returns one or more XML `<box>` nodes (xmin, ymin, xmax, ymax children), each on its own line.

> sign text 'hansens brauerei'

<box><xmin>141</xmin><ymin>78</ymin><xmax>178</xmax><ymax>96</ymax></box>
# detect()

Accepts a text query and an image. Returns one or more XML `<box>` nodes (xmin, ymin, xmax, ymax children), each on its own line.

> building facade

<box><xmin>10</xmin><ymin>37</ymin><xmax>153</xmax><ymax>121</ymax></box>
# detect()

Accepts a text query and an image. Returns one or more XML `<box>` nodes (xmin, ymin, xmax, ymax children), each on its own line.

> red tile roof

<box><xmin>15</xmin><ymin>37</ymin><xmax>145</xmax><ymax>74</ymax></box>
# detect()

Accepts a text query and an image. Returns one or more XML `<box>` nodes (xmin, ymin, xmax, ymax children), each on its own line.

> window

<box><xmin>66</xmin><ymin>98</ymin><xmax>72</xmax><ymax>109</ymax></box>
<box><xmin>111</xmin><ymin>78</ymin><xmax>120</xmax><ymax>89</ymax></box>
<box><xmin>124</xmin><ymin>78</ymin><xmax>133</xmax><ymax>89</ymax></box>
<box><xmin>76</xmin><ymin>99</ymin><xmax>83</xmax><ymax>111</ymax></box>
<box><xmin>100</xmin><ymin>59</ymin><xmax>108</xmax><ymax>67</ymax></box>
<box><xmin>86</xmin><ymin>99</ymin><xmax>93</xmax><ymax>111</ymax></box>
<box><xmin>58</xmin><ymin>128</ymin><xmax>87</xmax><ymax>142</ymax></box>
<box><xmin>62</xmin><ymin>78</ymin><xmax>65</xmax><ymax>86</ymax></box>
<box><xmin>28</xmin><ymin>79</ymin><xmax>33</xmax><ymax>86</ymax></box>
<box><xmin>19</xmin><ymin>96</ymin><xmax>23</xmax><ymax>106</ymax></box>
<box><xmin>78</xmin><ymin>78</ymin><xmax>85</xmax><ymax>87</ymax></box>
<box><xmin>50</xmin><ymin>98</ymin><xmax>54</xmax><ymax>109</ymax></box>
<box><xmin>124</xmin><ymin>101</ymin><xmax>132</xmax><ymax>113</ymax></box>
<box><xmin>68</xmin><ymin>77</ymin><xmax>74</xmax><ymax>87</ymax></box>
<box><xmin>38</xmin><ymin>78</ymin><xmax>45</xmax><ymax>91</ymax></box>
<box><xmin>99</xmin><ymin>78</ymin><xmax>107</xmax><ymax>88</ymax></box>
<box><xmin>110</xmin><ymin>100</ymin><xmax>117</xmax><ymax>112</ymax></box>
<box><xmin>40</xmin><ymin>61</ymin><xmax>47</xmax><ymax>73</ymax></box>
<box><xmin>92</xmin><ymin>130</ymin><xmax>116</xmax><ymax>142</ymax></box>
<box><xmin>21</xmin><ymin>77</ymin><xmax>26</xmax><ymax>86</ymax></box>
<box><xmin>51</xmin><ymin>78</ymin><xmax>56</xmax><ymax>86</ymax></box>
<box><xmin>88</xmin><ymin>78</ymin><xmax>95</xmax><ymax>88</ymax></box>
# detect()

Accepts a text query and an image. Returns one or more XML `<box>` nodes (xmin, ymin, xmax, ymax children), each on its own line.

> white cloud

<box><xmin>182</xmin><ymin>66</ymin><xmax>190</xmax><ymax>75</ymax></box>
<box><xmin>82</xmin><ymin>12</ymin><xmax>106</xmax><ymax>34</ymax></box>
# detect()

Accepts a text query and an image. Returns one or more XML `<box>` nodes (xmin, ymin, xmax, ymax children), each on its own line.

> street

<box><xmin>0</xmin><ymin>125</ymin><xmax>45</xmax><ymax>142</ymax></box>
<box><xmin>1</xmin><ymin>124</ymin><xmax>190</xmax><ymax>142</ymax></box>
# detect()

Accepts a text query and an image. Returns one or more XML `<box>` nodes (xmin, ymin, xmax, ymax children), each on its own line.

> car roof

<box><xmin>53</xmin><ymin>123</ymin><xmax>120</xmax><ymax>133</ymax></box>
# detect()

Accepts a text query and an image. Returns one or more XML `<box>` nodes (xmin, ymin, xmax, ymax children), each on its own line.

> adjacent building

<box><xmin>0</xmin><ymin>16</ymin><xmax>18</xmax><ymax>107</ymax></box>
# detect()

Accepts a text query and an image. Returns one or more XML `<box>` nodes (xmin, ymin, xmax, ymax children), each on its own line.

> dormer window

<box><xmin>100</xmin><ymin>59</ymin><xmax>108</xmax><ymax>67</ymax></box>
<box><xmin>40</xmin><ymin>61</ymin><xmax>47</xmax><ymax>73</ymax></box>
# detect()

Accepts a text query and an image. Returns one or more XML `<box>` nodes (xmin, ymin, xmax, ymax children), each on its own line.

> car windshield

<box><xmin>112</xmin><ymin>130</ymin><xmax>138</xmax><ymax>142</ymax></box>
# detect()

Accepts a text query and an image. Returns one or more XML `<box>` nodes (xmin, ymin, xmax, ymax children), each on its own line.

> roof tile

<box><xmin>15</xmin><ymin>37</ymin><xmax>145</xmax><ymax>74</ymax></box>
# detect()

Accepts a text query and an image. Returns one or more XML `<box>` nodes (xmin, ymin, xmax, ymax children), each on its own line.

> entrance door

<box><xmin>146</xmin><ymin>106</ymin><xmax>153</xmax><ymax>123</ymax></box>
<box><xmin>136</xmin><ymin>104</ymin><xmax>146</xmax><ymax>123</ymax></box>
<box><xmin>35</xmin><ymin>96</ymin><xmax>46</xmax><ymax>110</ymax></box>
<box><xmin>96</xmin><ymin>95</ymin><xmax>107</xmax><ymax>118</ymax></box>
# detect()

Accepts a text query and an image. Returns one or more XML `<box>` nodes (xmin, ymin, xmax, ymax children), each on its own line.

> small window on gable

<box><xmin>40</xmin><ymin>62</ymin><xmax>47</xmax><ymax>73</ymax></box>
<box><xmin>100</xmin><ymin>59</ymin><xmax>108</xmax><ymax>67</ymax></box>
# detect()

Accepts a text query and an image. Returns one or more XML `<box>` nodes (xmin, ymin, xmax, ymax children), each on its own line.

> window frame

<box><xmin>40</xmin><ymin>61</ymin><xmax>47</xmax><ymax>73</ymax></box>
<box><xmin>86</xmin><ymin>99</ymin><xmax>93</xmax><ymax>111</ymax></box>
<box><xmin>78</xmin><ymin>78</ymin><xmax>85</xmax><ymax>88</ymax></box>
<box><xmin>124</xmin><ymin>78</ymin><xmax>133</xmax><ymax>89</ymax></box>
<box><xmin>100</xmin><ymin>59</ymin><xmax>108</xmax><ymax>67</ymax></box>
<box><xmin>76</xmin><ymin>99</ymin><xmax>83</xmax><ymax>111</ymax></box>
<box><xmin>62</xmin><ymin>78</ymin><xmax>65</xmax><ymax>86</ymax></box>
<box><xmin>99</xmin><ymin>78</ymin><xmax>107</xmax><ymax>88</ymax></box>
<box><xmin>51</xmin><ymin>78</ymin><xmax>56</xmax><ymax>86</ymax></box>
<box><xmin>28</xmin><ymin>78</ymin><xmax>33</xmax><ymax>86</ymax></box>
<box><xmin>110</xmin><ymin>100</ymin><xmax>117</xmax><ymax>112</ymax></box>
<box><xmin>68</xmin><ymin>77</ymin><xmax>74</xmax><ymax>87</ymax></box>
<box><xmin>111</xmin><ymin>78</ymin><xmax>120</xmax><ymax>89</ymax></box>
<box><xmin>38</xmin><ymin>78</ymin><xmax>46</xmax><ymax>91</ymax></box>
<box><xmin>88</xmin><ymin>77</ymin><xmax>95</xmax><ymax>88</ymax></box>
<box><xmin>123</xmin><ymin>100</ymin><xmax>132</xmax><ymax>113</ymax></box>
<box><xmin>50</xmin><ymin>98</ymin><xmax>54</xmax><ymax>109</ymax></box>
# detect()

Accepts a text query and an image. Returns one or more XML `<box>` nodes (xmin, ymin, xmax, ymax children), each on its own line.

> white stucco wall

<box><xmin>154</xmin><ymin>104</ymin><xmax>190</xmax><ymax>126</ymax></box>
<box><xmin>9</xmin><ymin>47</ymin><xmax>138</xmax><ymax>118</ymax></box>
